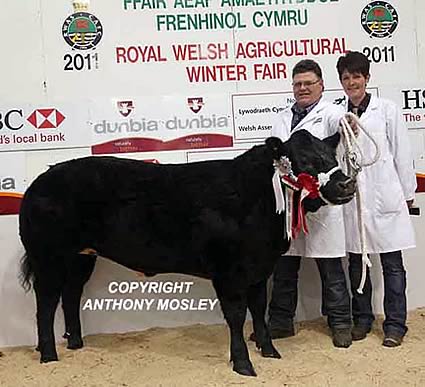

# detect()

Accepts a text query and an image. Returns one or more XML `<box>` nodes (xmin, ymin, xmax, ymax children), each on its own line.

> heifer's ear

<box><xmin>323</xmin><ymin>132</ymin><xmax>341</xmax><ymax>149</ymax></box>
<box><xmin>265</xmin><ymin>137</ymin><xmax>283</xmax><ymax>158</ymax></box>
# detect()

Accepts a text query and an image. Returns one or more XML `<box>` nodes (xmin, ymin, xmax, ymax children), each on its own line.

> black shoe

<box><xmin>332</xmin><ymin>327</ymin><xmax>352</xmax><ymax>348</ymax></box>
<box><xmin>383</xmin><ymin>333</ymin><xmax>404</xmax><ymax>347</ymax></box>
<box><xmin>249</xmin><ymin>324</ymin><xmax>295</xmax><ymax>342</ymax></box>
<box><xmin>351</xmin><ymin>325</ymin><xmax>371</xmax><ymax>341</ymax></box>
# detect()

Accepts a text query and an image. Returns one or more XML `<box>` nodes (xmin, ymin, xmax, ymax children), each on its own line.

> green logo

<box><xmin>361</xmin><ymin>1</ymin><xmax>398</xmax><ymax>38</ymax></box>
<box><xmin>62</xmin><ymin>12</ymin><xmax>103</xmax><ymax>50</ymax></box>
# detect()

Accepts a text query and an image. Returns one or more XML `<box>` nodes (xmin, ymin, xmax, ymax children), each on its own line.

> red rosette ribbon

<box><xmin>281</xmin><ymin>173</ymin><xmax>320</xmax><ymax>238</ymax></box>
<box><xmin>296</xmin><ymin>173</ymin><xmax>320</xmax><ymax>199</ymax></box>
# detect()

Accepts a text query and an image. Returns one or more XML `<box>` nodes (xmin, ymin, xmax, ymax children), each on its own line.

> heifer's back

<box><xmin>20</xmin><ymin>148</ymin><xmax>283</xmax><ymax>285</ymax></box>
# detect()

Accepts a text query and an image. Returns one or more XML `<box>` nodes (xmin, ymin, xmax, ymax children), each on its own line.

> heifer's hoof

<box><xmin>249</xmin><ymin>325</ymin><xmax>295</xmax><ymax>342</ymax></box>
<box><xmin>332</xmin><ymin>328</ymin><xmax>352</xmax><ymax>348</ymax></box>
<box><xmin>261</xmin><ymin>343</ymin><xmax>281</xmax><ymax>359</ymax></box>
<box><xmin>40</xmin><ymin>352</ymin><xmax>58</xmax><ymax>363</ymax></box>
<box><xmin>249</xmin><ymin>331</ymin><xmax>256</xmax><ymax>342</ymax></box>
<box><xmin>67</xmin><ymin>337</ymin><xmax>84</xmax><ymax>350</ymax></box>
<box><xmin>63</xmin><ymin>331</ymin><xmax>84</xmax><ymax>349</ymax></box>
<box><xmin>232</xmin><ymin>360</ymin><xmax>257</xmax><ymax>377</ymax></box>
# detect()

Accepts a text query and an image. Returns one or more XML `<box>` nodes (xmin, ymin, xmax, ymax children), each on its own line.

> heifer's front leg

<box><xmin>213</xmin><ymin>280</ymin><xmax>256</xmax><ymax>377</ymax></box>
<box><xmin>247</xmin><ymin>280</ymin><xmax>281</xmax><ymax>359</ymax></box>
<box><xmin>62</xmin><ymin>255</ymin><xmax>96</xmax><ymax>350</ymax></box>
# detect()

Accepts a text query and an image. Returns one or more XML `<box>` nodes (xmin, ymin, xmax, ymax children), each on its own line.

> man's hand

<box><xmin>406</xmin><ymin>199</ymin><xmax>414</xmax><ymax>208</ymax></box>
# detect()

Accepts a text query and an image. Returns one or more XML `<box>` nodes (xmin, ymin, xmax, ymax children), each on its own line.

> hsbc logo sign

<box><xmin>402</xmin><ymin>89</ymin><xmax>425</xmax><ymax>110</ymax></box>
<box><xmin>0</xmin><ymin>110</ymin><xmax>24</xmax><ymax>130</ymax></box>
<box><xmin>27</xmin><ymin>108</ymin><xmax>65</xmax><ymax>129</ymax></box>
<box><xmin>0</xmin><ymin>108</ymin><xmax>66</xmax><ymax>131</ymax></box>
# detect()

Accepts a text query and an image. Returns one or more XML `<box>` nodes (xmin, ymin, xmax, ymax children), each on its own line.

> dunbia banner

<box><xmin>0</xmin><ymin>152</ymin><xmax>25</xmax><ymax>215</ymax></box>
<box><xmin>1</xmin><ymin>0</ymin><xmax>424</xmax><ymax>211</ymax></box>
<box><xmin>90</xmin><ymin>95</ymin><xmax>234</xmax><ymax>154</ymax></box>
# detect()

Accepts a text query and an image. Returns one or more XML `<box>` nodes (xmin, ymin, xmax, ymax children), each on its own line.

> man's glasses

<box><xmin>292</xmin><ymin>79</ymin><xmax>321</xmax><ymax>89</ymax></box>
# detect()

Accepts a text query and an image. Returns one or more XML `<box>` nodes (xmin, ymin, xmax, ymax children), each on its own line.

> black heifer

<box><xmin>19</xmin><ymin>130</ymin><xmax>355</xmax><ymax>376</ymax></box>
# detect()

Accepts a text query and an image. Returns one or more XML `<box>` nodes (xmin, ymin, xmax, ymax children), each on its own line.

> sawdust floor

<box><xmin>1</xmin><ymin>308</ymin><xmax>425</xmax><ymax>387</ymax></box>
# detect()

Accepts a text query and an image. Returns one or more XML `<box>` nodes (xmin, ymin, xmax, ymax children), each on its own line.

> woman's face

<box><xmin>340</xmin><ymin>70</ymin><xmax>370</xmax><ymax>104</ymax></box>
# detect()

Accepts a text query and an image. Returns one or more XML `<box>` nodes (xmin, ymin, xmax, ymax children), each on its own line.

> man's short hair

<box><xmin>336</xmin><ymin>51</ymin><xmax>370</xmax><ymax>79</ymax></box>
<box><xmin>292</xmin><ymin>59</ymin><xmax>323</xmax><ymax>79</ymax></box>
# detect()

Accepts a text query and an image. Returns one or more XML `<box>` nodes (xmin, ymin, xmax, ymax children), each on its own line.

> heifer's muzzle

<box><xmin>319</xmin><ymin>170</ymin><xmax>356</xmax><ymax>205</ymax></box>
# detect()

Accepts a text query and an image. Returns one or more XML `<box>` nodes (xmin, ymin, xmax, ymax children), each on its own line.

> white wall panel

<box><xmin>0</xmin><ymin>1</ymin><xmax>45</xmax><ymax>100</ymax></box>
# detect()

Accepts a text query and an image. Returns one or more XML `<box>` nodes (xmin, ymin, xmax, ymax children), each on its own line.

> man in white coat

<box><xmin>336</xmin><ymin>51</ymin><xmax>416</xmax><ymax>347</ymax></box>
<box><xmin>266</xmin><ymin>59</ymin><xmax>352</xmax><ymax>348</ymax></box>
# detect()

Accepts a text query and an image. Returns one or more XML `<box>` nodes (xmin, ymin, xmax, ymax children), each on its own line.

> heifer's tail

<box><xmin>19</xmin><ymin>253</ymin><xmax>34</xmax><ymax>292</ymax></box>
<box><xmin>18</xmin><ymin>190</ymin><xmax>36</xmax><ymax>292</ymax></box>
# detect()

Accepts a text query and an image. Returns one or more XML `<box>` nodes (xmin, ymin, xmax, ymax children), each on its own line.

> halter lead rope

<box><xmin>340</xmin><ymin>112</ymin><xmax>380</xmax><ymax>294</ymax></box>
<box><xmin>340</xmin><ymin>112</ymin><xmax>380</xmax><ymax>175</ymax></box>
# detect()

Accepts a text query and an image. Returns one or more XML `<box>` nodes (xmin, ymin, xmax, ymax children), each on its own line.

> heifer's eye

<box><xmin>318</xmin><ymin>154</ymin><xmax>327</xmax><ymax>165</ymax></box>
<box><xmin>295</xmin><ymin>155</ymin><xmax>315</xmax><ymax>174</ymax></box>
<box><xmin>317</xmin><ymin>153</ymin><xmax>334</xmax><ymax>169</ymax></box>
<box><xmin>298</xmin><ymin>155</ymin><xmax>312</xmax><ymax>166</ymax></box>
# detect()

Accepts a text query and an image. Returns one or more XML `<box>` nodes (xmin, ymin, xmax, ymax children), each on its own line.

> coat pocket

<box><xmin>375</xmin><ymin>182</ymin><xmax>403</xmax><ymax>214</ymax></box>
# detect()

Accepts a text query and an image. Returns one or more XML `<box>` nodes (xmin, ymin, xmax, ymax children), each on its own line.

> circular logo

<box><xmin>361</xmin><ymin>1</ymin><xmax>399</xmax><ymax>38</ymax></box>
<box><xmin>62</xmin><ymin>12</ymin><xmax>103</xmax><ymax>50</ymax></box>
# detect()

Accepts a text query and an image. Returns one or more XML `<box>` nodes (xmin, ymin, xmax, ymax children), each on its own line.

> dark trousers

<box><xmin>268</xmin><ymin>256</ymin><xmax>351</xmax><ymax>329</ymax></box>
<box><xmin>349</xmin><ymin>251</ymin><xmax>407</xmax><ymax>336</ymax></box>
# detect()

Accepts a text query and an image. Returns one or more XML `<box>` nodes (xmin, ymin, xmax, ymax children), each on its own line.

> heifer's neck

<box><xmin>234</xmin><ymin>144</ymin><xmax>281</xmax><ymax>202</ymax></box>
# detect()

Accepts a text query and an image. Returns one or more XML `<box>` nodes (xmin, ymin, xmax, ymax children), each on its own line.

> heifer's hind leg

<box><xmin>62</xmin><ymin>254</ymin><xmax>96</xmax><ymax>350</ymax></box>
<box><xmin>247</xmin><ymin>280</ymin><xmax>281</xmax><ymax>359</ymax></box>
<box><xmin>34</xmin><ymin>268</ymin><xmax>64</xmax><ymax>363</ymax></box>
<box><xmin>213</xmin><ymin>279</ymin><xmax>256</xmax><ymax>377</ymax></box>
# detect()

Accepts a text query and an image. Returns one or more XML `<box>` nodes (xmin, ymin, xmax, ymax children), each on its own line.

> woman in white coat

<box><xmin>262</xmin><ymin>59</ymin><xmax>353</xmax><ymax>348</ymax></box>
<box><xmin>336</xmin><ymin>51</ymin><xmax>416</xmax><ymax>347</ymax></box>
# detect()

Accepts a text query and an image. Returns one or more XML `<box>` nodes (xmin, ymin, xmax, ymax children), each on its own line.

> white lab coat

<box><xmin>272</xmin><ymin>98</ymin><xmax>346</xmax><ymax>258</ymax></box>
<box><xmin>342</xmin><ymin>95</ymin><xmax>416</xmax><ymax>254</ymax></box>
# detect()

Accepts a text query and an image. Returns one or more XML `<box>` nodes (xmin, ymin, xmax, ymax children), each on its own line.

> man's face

<box><xmin>292</xmin><ymin>71</ymin><xmax>324</xmax><ymax>109</ymax></box>
<box><xmin>340</xmin><ymin>70</ymin><xmax>370</xmax><ymax>104</ymax></box>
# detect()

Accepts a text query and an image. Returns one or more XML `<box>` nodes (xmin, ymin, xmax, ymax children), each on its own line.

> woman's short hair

<box><xmin>336</xmin><ymin>51</ymin><xmax>370</xmax><ymax>79</ymax></box>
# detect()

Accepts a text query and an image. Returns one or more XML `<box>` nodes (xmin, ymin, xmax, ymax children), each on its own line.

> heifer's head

<box><xmin>266</xmin><ymin>130</ymin><xmax>356</xmax><ymax>212</ymax></box>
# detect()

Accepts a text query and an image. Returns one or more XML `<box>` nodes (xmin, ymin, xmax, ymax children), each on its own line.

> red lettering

<box><xmin>116</xmin><ymin>47</ymin><xmax>127</xmax><ymax>63</ymax></box>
